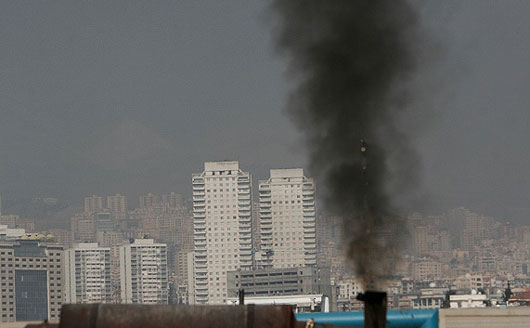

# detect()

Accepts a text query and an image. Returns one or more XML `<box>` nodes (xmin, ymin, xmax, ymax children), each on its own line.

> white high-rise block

<box><xmin>119</xmin><ymin>239</ymin><xmax>168</xmax><ymax>304</ymax></box>
<box><xmin>259</xmin><ymin>168</ymin><xmax>316</xmax><ymax>268</ymax></box>
<box><xmin>192</xmin><ymin>161</ymin><xmax>252</xmax><ymax>304</ymax></box>
<box><xmin>64</xmin><ymin>243</ymin><xmax>112</xmax><ymax>304</ymax></box>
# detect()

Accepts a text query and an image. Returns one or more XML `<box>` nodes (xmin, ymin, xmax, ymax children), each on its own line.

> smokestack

<box><xmin>357</xmin><ymin>291</ymin><xmax>387</xmax><ymax>328</ymax></box>
<box><xmin>270</xmin><ymin>1</ymin><xmax>419</xmax><ymax>288</ymax></box>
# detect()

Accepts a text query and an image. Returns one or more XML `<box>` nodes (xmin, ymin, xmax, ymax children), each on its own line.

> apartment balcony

<box><xmin>194</xmin><ymin>225</ymin><xmax>206</xmax><ymax>232</ymax></box>
<box><xmin>196</xmin><ymin>275</ymin><xmax>207</xmax><ymax>281</ymax></box>
<box><xmin>193</xmin><ymin>206</ymin><xmax>205</xmax><ymax>212</ymax></box>
<box><xmin>240</xmin><ymin>255</ymin><xmax>253</xmax><ymax>262</ymax></box>
<box><xmin>192</xmin><ymin>184</ymin><xmax>205</xmax><ymax>190</ymax></box>
<box><xmin>239</xmin><ymin>245</ymin><xmax>252</xmax><ymax>252</ymax></box>
<box><xmin>239</xmin><ymin>240</ymin><xmax>252</xmax><ymax>247</ymax></box>
<box><xmin>195</xmin><ymin>260</ymin><xmax>207</xmax><ymax>266</ymax></box>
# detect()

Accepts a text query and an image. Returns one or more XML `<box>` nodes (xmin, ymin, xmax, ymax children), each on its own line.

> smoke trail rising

<box><xmin>271</xmin><ymin>1</ymin><xmax>419</xmax><ymax>288</ymax></box>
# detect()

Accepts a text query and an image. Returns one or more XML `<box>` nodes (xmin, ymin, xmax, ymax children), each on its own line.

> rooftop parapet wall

<box><xmin>439</xmin><ymin>307</ymin><xmax>530</xmax><ymax>328</ymax></box>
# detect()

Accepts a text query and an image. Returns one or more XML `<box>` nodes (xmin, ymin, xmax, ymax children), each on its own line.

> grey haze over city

<box><xmin>1</xmin><ymin>1</ymin><xmax>529</xmax><ymax>223</ymax></box>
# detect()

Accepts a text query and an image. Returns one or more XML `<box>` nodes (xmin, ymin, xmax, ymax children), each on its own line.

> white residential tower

<box><xmin>119</xmin><ymin>239</ymin><xmax>168</xmax><ymax>304</ymax></box>
<box><xmin>64</xmin><ymin>243</ymin><xmax>112</xmax><ymax>304</ymax></box>
<box><xmin>192</xmin><ymin>161</ymin><xmax>252</xmax><ymax>304</ymax></box>
<box><xmin>259</xmin><ymin>168</ymin><xmax>316</xmax><ymax>268</ymax></box>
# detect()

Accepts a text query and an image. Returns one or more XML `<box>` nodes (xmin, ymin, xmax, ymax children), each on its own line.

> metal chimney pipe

<box><xmin>238</xmin><ymin>288</ymin><xmax>245</xmax><ymax>305</ymax></box>
<box><xmin>356</xmin><ymin>291</ymin><xmax>387</xmax><ymax>328</ymax></box>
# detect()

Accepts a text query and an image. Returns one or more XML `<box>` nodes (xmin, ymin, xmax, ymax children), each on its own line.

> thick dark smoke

<box><xmin>271</xmin><ymin>1</ymin><xmax>419</xmax><ymax>288</ymax></box>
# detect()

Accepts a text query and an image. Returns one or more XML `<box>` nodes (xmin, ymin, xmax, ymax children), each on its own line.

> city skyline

<box><xmin>0</xmin><ymin>1</ymin><xmax>529</xmax><ymax>222</ymax></box>
<box><xmin>2</xmin><ymin>160</ymin><xmax>530</xmax><ymax>322</ymax></box>
<box><xmin>0</xmin><ymin>0</ymin><xmax>528</xmax><ymax>325</ymax></box>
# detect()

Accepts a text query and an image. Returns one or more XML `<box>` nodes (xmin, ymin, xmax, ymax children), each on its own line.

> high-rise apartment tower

<box><xmin>64</xmin><ymin>243</ymin><xmax>112</xmax><ymax>304</ymax></box>
<box><xmin>119</xmin><ymin>239</ymin><xmax>168</xmax><ymax>304</ymax></box>
<box><xmin>259</xmin><ymin>169</ymin><xmax>316</xmax><ymax>268</ymax></box>
<box><xmin>191</xmin><ymin>161</ymin><xmax>252</xmax><ymax>304</ymax></box>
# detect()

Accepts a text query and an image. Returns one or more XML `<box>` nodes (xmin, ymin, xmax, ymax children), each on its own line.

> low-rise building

<box><xmin>227</xmin><ymin>294</ymin><xmax>330</xmax><ymax>312</ymax></box>
<box><xmin>227</xmin><ymin>266</ymin><xmax>331</xmax><ymax>300</ymax></box>
<box><xmin>0</xmin><ymin>240</ymin><xmax>64</xmax><ymax>323</ymax></box>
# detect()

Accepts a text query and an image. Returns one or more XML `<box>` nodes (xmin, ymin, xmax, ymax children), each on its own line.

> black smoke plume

<box><xmin>271</xmin><ymin>1</ymin><xmax>419</xmax><ymax>288</ymax></box>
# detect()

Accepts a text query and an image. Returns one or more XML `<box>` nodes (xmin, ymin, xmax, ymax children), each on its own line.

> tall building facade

<box><xmin>64</xmin><ymin>243</ymin><xmax>112</xmax><ymax>304</ymax></box>
<box><xmin>107</xmin><ymin>194</ymin><xmax>127</xmax><ymax>220</ymax></box>
<box><xmin>191</xmin><ymin>161</ymin><xmax>252</xmax><ymax>304</ymax></box>
<box><xmin>84</xmin><ymin>195</ymin><xmax>104</xmax><ymax>213</ymax></box>
<box><xmin>0</xmin><ymin>240</ymin><xmax>63</xmax><ymax>323</ymax></box>
<box><xmin>259</xmin><ymin>169</ymin><xmax>316</xmax><ymax>268</ymax></box>
<box><xmin>119</xmin><ymin>239</ymin><xmax>168</xmax><ymax>304</ymax></box>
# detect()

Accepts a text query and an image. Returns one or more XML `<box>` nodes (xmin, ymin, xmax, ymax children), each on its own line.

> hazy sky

<box><xmin>1</xmin><ymin>1</ymin><xmax>529</xmax><ymax>221</ymax></box>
